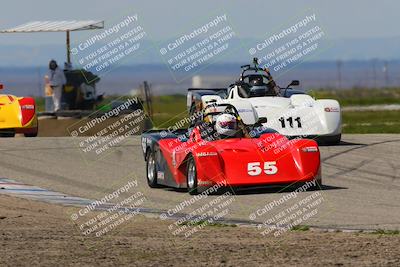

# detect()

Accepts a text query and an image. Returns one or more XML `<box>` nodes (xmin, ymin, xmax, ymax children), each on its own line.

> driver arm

<box><xmin>264</xmin><ymin>68</ymin><xmax>280</xmax><ymax>96</ymax></box>
<box><xmin>237</xmin><ymin>117</ymin><xmax>251</xmax><ymax>138</ymax></box>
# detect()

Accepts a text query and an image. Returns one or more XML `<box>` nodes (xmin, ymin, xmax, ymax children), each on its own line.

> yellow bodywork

<box><xmin>0</xmin><ymin>94</ymin><xmax>37</xmax><ymax>130</ymax></box>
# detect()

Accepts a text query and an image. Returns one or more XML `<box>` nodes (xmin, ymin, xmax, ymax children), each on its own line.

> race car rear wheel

<box><xmin>187</xmin><ymin>156</ymin><xmax>199</xmax><ymax>195</ymax></box>
<box><xmin>321</xmin><ymin>134</ymin><xmax>341</xmax><ymax>145</ymax></box>
<box><xmin>146</xmin><ymin>152</ymin><xmax>159</xmax><ymax>188</ymax></box>
<box><xmin>24</xmin><ymin>127</ymin><xmax>38</xmax><ymax>137</ymax></box>
<box><xmin>24</xmin><ymin>133</ymin><xmax>38</xmax><ymax>137</ymax></box>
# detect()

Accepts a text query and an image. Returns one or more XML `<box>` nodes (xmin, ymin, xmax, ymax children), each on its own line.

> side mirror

<box><xmin>289</xmin><ymin>80</ymin><xmax>300</xmax><ymax>87</ymax></box>
<box><xmin>205</xmin><ymin>99</ymin><xmax>217</xmax><ymax>105</ymax></box>
<box><xmin>257</xmin><ymin>117</ymin><xmax>267</xmax><ymax>124</ymax></box>
<box><xmin>0</xmin><ymin>84</ymin><xmax>3</xmax><ymax>90</ymax></box>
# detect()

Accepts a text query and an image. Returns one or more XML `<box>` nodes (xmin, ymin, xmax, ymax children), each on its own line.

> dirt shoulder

<box><xmin>0</xmin><ymin>194</ymin><xmax>399</xmax><ymax>267</ymax></box>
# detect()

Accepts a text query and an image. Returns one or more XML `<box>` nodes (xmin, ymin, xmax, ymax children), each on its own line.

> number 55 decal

<box><xmin>247</xmin><ymin>161</ymin><xmax>278</xmax><ymax>176</ymax></box>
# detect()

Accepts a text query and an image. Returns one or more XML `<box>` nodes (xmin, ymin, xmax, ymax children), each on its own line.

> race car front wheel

<box><xmin>187</xmin><ymin>156</ymin><xmax>199</xmax><ymax>195</ymax></box>
<box><xmin>146</xmin><ymin>152</ymin><xmax>159</xmax><ymax>188</ymax></box>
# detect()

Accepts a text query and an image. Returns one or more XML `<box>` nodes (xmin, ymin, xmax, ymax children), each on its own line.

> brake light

<box><xmin>302</xmin><ymin>146</ymin><xmax>319</xmax><ymax>152</ymax></box>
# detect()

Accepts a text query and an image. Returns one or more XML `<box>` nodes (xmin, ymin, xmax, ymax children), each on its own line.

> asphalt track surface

<box><xmin>0</xmin><ymin>134</ymin><xmax>399</xmax><ymax>231</ymax></box>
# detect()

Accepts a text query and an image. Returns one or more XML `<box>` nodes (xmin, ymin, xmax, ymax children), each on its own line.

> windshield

<box><xmin>237</xmin><ymin>84</ymin><xmax>277</xmax><ymax>98</ymax></box>
<box><xmin>250</xmin><ymin>86</ymin><xmax>267</xmax><ymax>97</ymax></box>
<box><xmin>280</xmin><ymin>89</ymin><xmax>305</xmax><ymax>98</ymax></box>
<box><xmin>237</xmin><ymin>74</ymin><xmax>278</xmax><ymax>98</ymax></box>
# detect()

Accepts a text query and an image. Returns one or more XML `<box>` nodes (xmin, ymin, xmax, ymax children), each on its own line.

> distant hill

<box><xmin>1</xmin><ymin>60</ymin><xmax>400</xmax><ymax>96</ymax></box>
<box><xmin>0</xmin><ymin>36</ymin><xmax>399</xmax><ymax>67</ymax></box>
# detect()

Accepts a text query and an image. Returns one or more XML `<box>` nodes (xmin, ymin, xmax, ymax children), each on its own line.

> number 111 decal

<box><xmin>279</xmin><ymin>117</ymin><xmax>302</xmax><ymax>128</ymax></box>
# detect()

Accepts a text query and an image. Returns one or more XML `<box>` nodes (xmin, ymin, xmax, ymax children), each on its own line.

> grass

<box><xmin>342</xmin><ymin>110</ymin><xmax>400</xmax><ymax>133</ymax></box>
<box><xmin>34</xmin><ymin>87</ymin><xmax>400</xmax><ymax>112</ymax></box>
<box><xmin>289</xmin><ymin>227</ymin><xmax>400</xmax><ymax>234</ymax></box>
<box><xmin>370</xmin><ymin>229</ymin><xmax>400</xmax><ymax>235</ymax></box>
<box><xmin>35</xmin><ymin>97</ymin><xmax>45</xmax><ymax>111</ymax></box>
<box><xmin>148</xmin><ymin>93</ymin><xmax>400</xmax><ymax>134</ymax></box>
<box><xmin>178</xmin><ymin>220</ymin><xmax>237</xmax><ymax>228</ymax></box>
<box><xmin>148</xmin><ymin>89</ymin><xmax>400</xmax><ymax>132</ymax></box>
<box><xmin>309</xmin><ymin>87</ymin><xmax>400</xmax><ymax>106</ymax></box>
<box><xmin>34</xmin><ymin>87</ymin><xmax>400</xmax><ymax>133</ymax></box>
<box><xmin>150</xmin><ymin>94</ymin><xmax>188</xmax><ymax>128</ymax></box>
<box><xmin>290</xmin><ymin>225</ymin><xmax>310</xmax><ymax>231</ymax></box>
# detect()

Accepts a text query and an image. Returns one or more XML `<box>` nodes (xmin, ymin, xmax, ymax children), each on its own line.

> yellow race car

<box><xmin>0</xmin><ymin>83</ymin><xmax>38</xmax><ymax>137</ymax></box>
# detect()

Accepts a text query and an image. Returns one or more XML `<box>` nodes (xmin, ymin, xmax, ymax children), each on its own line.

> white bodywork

<box><xmin>197</xmin><ymin>85</ymin><xmax>342</xmax><ymax>138</ymax></box>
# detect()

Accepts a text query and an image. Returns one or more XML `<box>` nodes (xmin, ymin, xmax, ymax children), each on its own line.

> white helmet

<box><xmin>215</xmin><ymin>114</ymin><xmax>237</xmax><ymax>137</ymax></box>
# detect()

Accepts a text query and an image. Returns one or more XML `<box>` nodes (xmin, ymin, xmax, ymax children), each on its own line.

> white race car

<box><xmin>187</xmin><ymin>60</ymin><xmax>342</xmax><ymax>144</ymax></box>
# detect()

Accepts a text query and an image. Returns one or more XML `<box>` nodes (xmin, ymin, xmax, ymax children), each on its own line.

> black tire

<box><xmin>321</xmin><ymin>134</ymin><xmax>341</xmax><ymax>145</ymax></box>
<box><xmin>311</xmin><ymin>177</ymin><xmax>323</xmax><ymax>190</ymax></box>
<box><xmin>25</xmin><ymin>124</ymin><xmax>38</xmax><ymax>137</ymax></box>
<box><xmin>187</xmin><ymin>156</ymin><xmax>199</xmax><ymax>195</ymax></box>
<box><xmin>24</xmin><ymin>133</ymin><xmax>37</xmax><ymax>137</ymax></box>
<box><xmin>24</xmin><ymin>130</ymin><xmax>38</xmax><ymax>137</ymax></box>
<box><xmin>0</xmin><ymin>132</ymin><xmax>15</xmax><ymax>137</ymax></box>
<box><xmin>146</xmin><ymin>151</ymin><xmax>159</xmax><ymax>188</ymax></box>
<box><xmin>295</xmin><ymin>178</ymin><xmax>322</xmax><ymax>191</ymax></box>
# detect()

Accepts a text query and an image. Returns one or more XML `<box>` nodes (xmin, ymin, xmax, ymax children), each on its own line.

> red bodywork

<box><xmin>156</xmin><ymin>127</ymin><xmax>321</xmax><ymax>188</ymax></box>
<box><xmin>17</xmin><ymin>97</ymin><xmax>37</xmax><ymax>133</ymax></box>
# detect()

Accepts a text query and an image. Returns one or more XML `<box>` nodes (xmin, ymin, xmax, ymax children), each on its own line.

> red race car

<box><xmin>141</xmin><ymin>103</ymin><xmax>321</xmax><ymax>195</ymax></box>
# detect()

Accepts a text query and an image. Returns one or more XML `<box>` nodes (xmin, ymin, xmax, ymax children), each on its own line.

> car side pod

<box><xmin>18</xmin><ymin>98</ymin><xmax>36</xmax><ymax>126</ymax></box>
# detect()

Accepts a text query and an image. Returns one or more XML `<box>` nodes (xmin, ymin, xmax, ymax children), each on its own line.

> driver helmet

<box><xmin>248</xmin><ymin>75</ymin><xmax>267</xmax><ymax>97</ymax></box>
<box><xmin>249</xmin><ymin>75</ymin><xmax>264</xmax><ymax>86</ymax></box>
<box><xmin>215</xmin><ymin>113</ymin><xmax>237</xmax><ymax>137</ymax></box>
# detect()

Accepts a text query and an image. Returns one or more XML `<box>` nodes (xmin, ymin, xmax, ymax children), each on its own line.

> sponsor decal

<box><xmin>198</xmin><ymin>180</ymin><xmax>213</xmax><ymax>185</ymax></box>
<box><xmin>302</xmin><ymin>146</ymin><xmax>318</xmax><ymax>152</ymax></box>
<box><xmin>21</xmin><ymin>105</ymin><xmax>35</xmax><ymax>110</ymax></box>
<box><xmin>237</xmin><ymin>108</ymin><xmax>253</xmax><ymax>113</ymax></box>
<box><xmin>196</xmin><ymin>152</ymin><xmax>218</xmax><ymax>157</ymax></box>
<box><xmin>324</xmin><ymin>107</ymin><xmax>339</xmax><ymax>112</ymax></box>
<box><xmin>157</xmin><ymin>171</ymin><xmax>165</xmax><ymax>180</ymax></box>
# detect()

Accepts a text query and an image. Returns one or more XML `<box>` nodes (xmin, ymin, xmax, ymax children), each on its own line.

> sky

<box><xmin>0</xmin><ymin>0</ymin><xmax>399</xmax><ymax>66</ymax></box>
<box><xmin>0</xmin><ymin>0</ymin><xmax>399</xmax><ymax>93</ymax></box>
<box><xmin>0</xmin><ymin>0</ymin><xmax>399</xmax><ymax>44</ymax></box>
